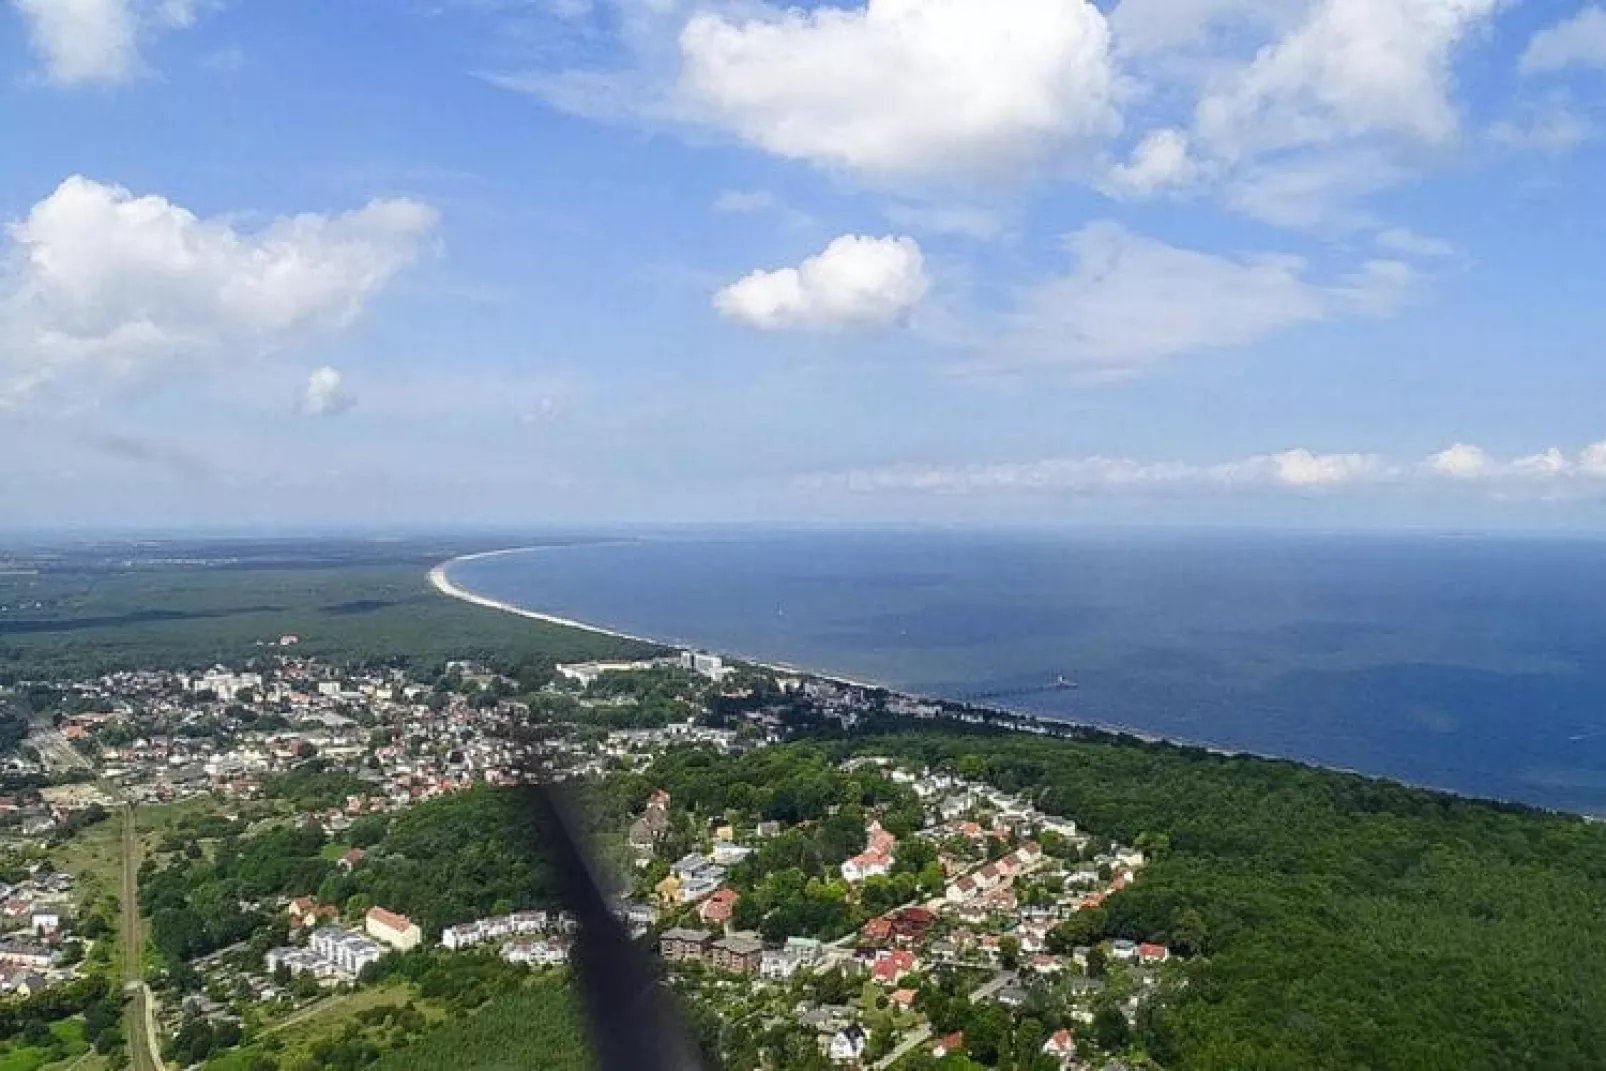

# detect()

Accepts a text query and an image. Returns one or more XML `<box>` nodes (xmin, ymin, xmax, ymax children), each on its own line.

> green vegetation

<box><xmin>845</xmin><ymin>727</ymin><xmax>1606</xmax><ymax>1071</ymax></box>
<box><xmin>641</xmin><ymin>745</ymin><xmax>932</xmax><ymax>939</ymax></box>
<box><xmin>204</xmin><ymin>983</ymin><xmax>427</xmax><ymax>1071</ymax></box>
<box><xmin>0</xmin><ymin>540</ymin><xmax>655</xmax><ymax>681</ymax></box>
<box><xmin>369</xmin><ymin>973</ymin><xmax>591</xmax><ymax>1071</ymax></box>
<box><xmin>320</xmin><ymin>785</ymin><xmax>573</xmax><ymax>938</ymax></box>
<box><xmin>140</xmin><ymin>783</ymin><xmax>580</xmax><ymax>974</ymax></box>
<box><xmin>0</xmin><ymin>1017</ymin><xmax>88</xmax><ymax>1071</ymax></box>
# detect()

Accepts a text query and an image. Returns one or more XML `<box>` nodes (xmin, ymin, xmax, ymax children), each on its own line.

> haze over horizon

<box><xmin>5</xmin><ymin>0</ymin><xmax>1606</xmax><ymax>531</ymax></box>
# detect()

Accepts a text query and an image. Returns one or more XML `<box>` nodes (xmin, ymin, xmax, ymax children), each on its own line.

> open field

<box><xmin>205</xmin><ymin>984</ymin><xmax>433</xmax><ymax>1071</ymax></box>
<box><xmin>54</xmin><ymin>816</ymin><xmax>123</xmax><ymax>899</ymax></box>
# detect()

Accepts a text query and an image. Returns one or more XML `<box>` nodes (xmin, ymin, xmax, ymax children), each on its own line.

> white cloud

<box><xmin>714</xmin><ymin>234</ymin><xmax>928</xmax><ymax>331</ymax></box>
<box><xmin>2</xmin><ymin>175</ymin><xmax>438</xmax><ymax>403</ymax></box>
<box><xmin>1002</xmin><ymin>221</ymin><xmax>1413</xmax><ymax>370</ymax></box>
<box><xmin>12</xmin><ymin>0</ymin><xmax>217</xmax><ymax>85</ymax></box>
<box><xmin>302</xmin><ymin>366</ymin><xmax>354</xmax><ymax>417</ymax></box>
<box><xmin>1425</xmin><ymin>441</ymin><xmax>1606</xmax><ymax>486</ymax></box>
<box><xmin>803</xmin><ymin>447</ymin><xmax>1385</xmax><ymax>495</ymax></box>
<box><xmin>1521</xmin><ymin>6</ymin><xmax>1606</xmax><ymax>73</ymax></box>
<box><xmin>807</xmin><ymin>440</ymin><xmax>1606</xmax><ymax>498</ymax></box>
<box><xmin>678</xmin><ymin>0</ymin><xmax>1119</xmax><ymax>181</ymax></box>
<box><xmin>1194</xmin><ymin>0</ymin><xmax>1501</xmax><ymax>160</ymax></box>
<box><xmin>1104</xmin><ymin>128</ymin><xmax>1201</xmax><ymax>195</ymax></box>
<box><xmin>1427</xmin><ymin>441</ymin><xmax>1491</xmax><ymax>478</ymax></box>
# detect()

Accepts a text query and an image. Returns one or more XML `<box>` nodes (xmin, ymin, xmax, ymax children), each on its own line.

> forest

<box><xmin>142</xmin><ymin>783</ymin><xmax>587</xmax><ymax>974</ymax></box>
<box><xmin>835</xmin><ymin>727</ymin><xmax>1606</xmax><ymax>1071</ymax></box>
<box><xmin>0</xmin><ymin>539</ymin><xmax>655</xmax><ymax>682</ymax></box>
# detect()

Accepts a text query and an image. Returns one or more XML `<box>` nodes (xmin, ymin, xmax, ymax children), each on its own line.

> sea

<box><xmin>446</xmin><ymin>529</ymin><xmax>1606</xmax><ymax>817</ymax></box>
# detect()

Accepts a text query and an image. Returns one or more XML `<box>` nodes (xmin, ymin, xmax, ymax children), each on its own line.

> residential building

<box><xmin>365</xmin><ymin>906</ymin><xmax>422</xmax><ymax>952</ymax></box>
<box><xmin>660</xmin><ymin>927</ymin><xmax>712</xmax><ymax>963</ymax></box>
<box><xmin>827</xmin><ymin>1026</ymin><xmax>866</xmax><ymax>1065</ymax></box>
<box><xmin>708</xmin><ymin>934</ymin><xmax>764</xmax><ymax>974</ymax></box>
<box><xmin>309</xmin><ymin>926</ymin><xmax>386</xmax><ymax>976</ymax></box>
<box><xmin>699</xmin><ymin>887</ymin><xmax>740</xmax><ymax>927</ymax></box>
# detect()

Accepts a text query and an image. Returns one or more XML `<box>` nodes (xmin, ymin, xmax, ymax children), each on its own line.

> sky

<box><xmin>3</xmin><ymin>0</ymin><xmax>1606</xmax><ymax>531</ymax></box>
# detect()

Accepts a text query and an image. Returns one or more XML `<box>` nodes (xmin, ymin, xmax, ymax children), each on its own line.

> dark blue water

<box><xmin>449</xmin><ymin>530</ymin><xmax>1606</xmax><ymax>815</ymax></box>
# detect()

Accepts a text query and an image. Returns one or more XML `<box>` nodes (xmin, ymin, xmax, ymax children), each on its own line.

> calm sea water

<box><xmin>449</xmin><ymin>530</ymin><xmax>1606</xmax><ymax>815</ymax></box>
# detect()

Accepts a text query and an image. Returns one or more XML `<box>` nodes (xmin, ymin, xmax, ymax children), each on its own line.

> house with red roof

<box><xmin>1042</xmin><ymin>1028</ymin><xmax>1077</xmax><ymax>1062</ymax></box>
<box><xmin>931</xmin><ymin>1032</ymin><xmax>965</xmax><ymax>1059</ymax></box>
<box><xmin>888</xmin><ymin>906</ymin><xmax>936</xmax><ymax>941</ymax></box>
<box><xmin>871</xmin><ymin>949</ymin><xmax>917</xmax><ymax>985</ymax></box>
<box><xmin>699</xmin><ymin>888</ymin><xmax>740</xmax><ymax>926</ymax></box>
<box><xmin>862</xmin><ymin>916</ymin><xmax>895</xmax><ymax>943</ymax></box>
<box><xmin>1138</xmin><ymin>942</ymin><xmax>1170</xmax><ymax>963</ymax></box>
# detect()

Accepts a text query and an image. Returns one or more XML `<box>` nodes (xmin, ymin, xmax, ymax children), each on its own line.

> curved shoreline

<box><xmin>430</xmin><ymin>548</ymin><xmax>888</xmax><ymax>691</ymax></box>
<box><xmin>428</xmin><ymin>548</ymin><xmax>1594</xmax><ymax>818</ymax></box>
<box><xmin>429</xmin><ymin>548</ymin><xmax>666</xmax><ymax>650</ymax></box>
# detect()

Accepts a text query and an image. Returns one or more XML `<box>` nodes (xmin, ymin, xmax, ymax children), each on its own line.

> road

<box><xmin>874</xmin><ymin>1024</ymin><xmax>932</xmax><ymax>1069</ymax></box>
<box><xmin>871</xmin><ymin>969</ymin><xmax>1012</xmax><ymax>1068</ymax></box>
<box><xmin>967</xmin><ymin>969</ymin><xmax>1016</xmax><ymax>1003</ymax></box>
<box><xmin>120</xmin><ymin>803</ymin><xmax>164</xmax><ymax>1071</ymax></box>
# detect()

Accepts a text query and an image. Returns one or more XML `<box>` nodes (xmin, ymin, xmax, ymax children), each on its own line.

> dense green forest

<box><xmin>841</xmin><ymin>728</ymin><xmax>1606</xmax><ymax>1071</ymax></box>
<box><xmin>0</xmin><ymin>540</ymin><xmax>655</xmax><ymax>680</ymax></box>
<box><xmin>142</xmin><ymin>784</ymin><xmax>587</xmax><ymax>971</ymax></box>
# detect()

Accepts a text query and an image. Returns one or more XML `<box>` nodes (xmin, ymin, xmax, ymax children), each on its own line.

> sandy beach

<box><xmin>427</xmin><ymin>547</ymin><xmax>884</xmax><ymax>688</ymax></box>
<box><xmin>428</xmin><ymin>548</ymin><xmax>664</xmax><ymax>649</ymax></box>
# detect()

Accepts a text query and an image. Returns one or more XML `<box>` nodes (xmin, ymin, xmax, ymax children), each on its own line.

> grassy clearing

<box><xmin>208</xmin><ymin>984</ymin><xmax>428</xmax><ymax>1071</ymax></box>
<box><xmin>54</xmin><ymin>819</ymin><xmax>122</xmax><ymax>898</ymax></box>
<box><xmin>0</xmin><ymin>1019</ymin><xmax>90</xmax><ymax>1071</ymax></box>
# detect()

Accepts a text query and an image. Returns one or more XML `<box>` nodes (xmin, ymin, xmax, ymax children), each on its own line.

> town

<box><xmin>0</xmin><ymin>641</ymin><xmax>1177</xmax><ymax>1069</ymax></box>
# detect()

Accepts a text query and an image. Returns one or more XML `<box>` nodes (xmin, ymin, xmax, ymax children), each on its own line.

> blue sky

<box><xmin>4</xmin><ymin>0</ymin><xmax>1606</xmax><ymax>530</ymax></box>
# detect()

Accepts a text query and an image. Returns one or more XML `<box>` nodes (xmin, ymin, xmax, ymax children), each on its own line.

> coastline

<box><xmin>430</xmin><ymin>548</ymin><xmax>666</xmax><ymax>651</ymax></box>
<box><xmin>430</xmin><ymin>549</ymin><xmax>903</xmax><ymax>693</ymax></box>
<box><xmin>428</xmin><ymin>549</ymin><xmax>1595</xmax><ymax>819</ymax></box>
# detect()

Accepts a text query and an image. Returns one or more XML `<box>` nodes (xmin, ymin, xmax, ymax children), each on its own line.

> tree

<box><xmin>1091</xmin><ymin>1005</ymin><xmax>1131</xmax><ymax>1052</ymax></box>
<box><xmin>1171</xmin><ymin>907</ymin><xmax>1209</xmax><ymax>957</ymax></box>
<box><xmin>999</xmin><ymin>935</ymin><xmax>1021</xmax><ymax>970</ymax></box>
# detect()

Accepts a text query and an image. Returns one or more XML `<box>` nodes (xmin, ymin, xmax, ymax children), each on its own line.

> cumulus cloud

<box><xmin>1425</xmin><ymin>442</ymin><xmax>1606</xmax><ymax>484</ymax></box>
<box><xmin>1001</xmin><ymin>221</ymin><xmax>1413</xmax><ymax>370</ymax></box>
<box><xmin>678</xmin><ymin>0</ymin><xmax>1119</xmax><ymax>181</ymax></box>
<box><xmin>714</xmin><ymin>234</ymin><xmax>928</xmax><ymax>331</ymax></box>
<box><xmin>1521</xmin><ymin>6</ymin><xmax>1606</xmax><ymax>73</ymax></box>
<box><xmin>804</xmin><ymin>440</ymin><xmax>1606</xmax><ymax>497</ymax></box>
<box><xmin>802</xmin><ymin>448</ymin><xmax>1385</xmax><ymax>495</ymax></box>
<box><xmin>13</xmin><ymin>0</ymin><xmax>216</xmax><ymax>85</ymax></box>
<box><xmin>302</xmin><ymin>366</ymin><xmax>354</xmax><ymax>417</ymax></box>
<box><xmin>1</xmin><ymin>175</ymin><xmax>438</xmax><ymax>404</ymax></box>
